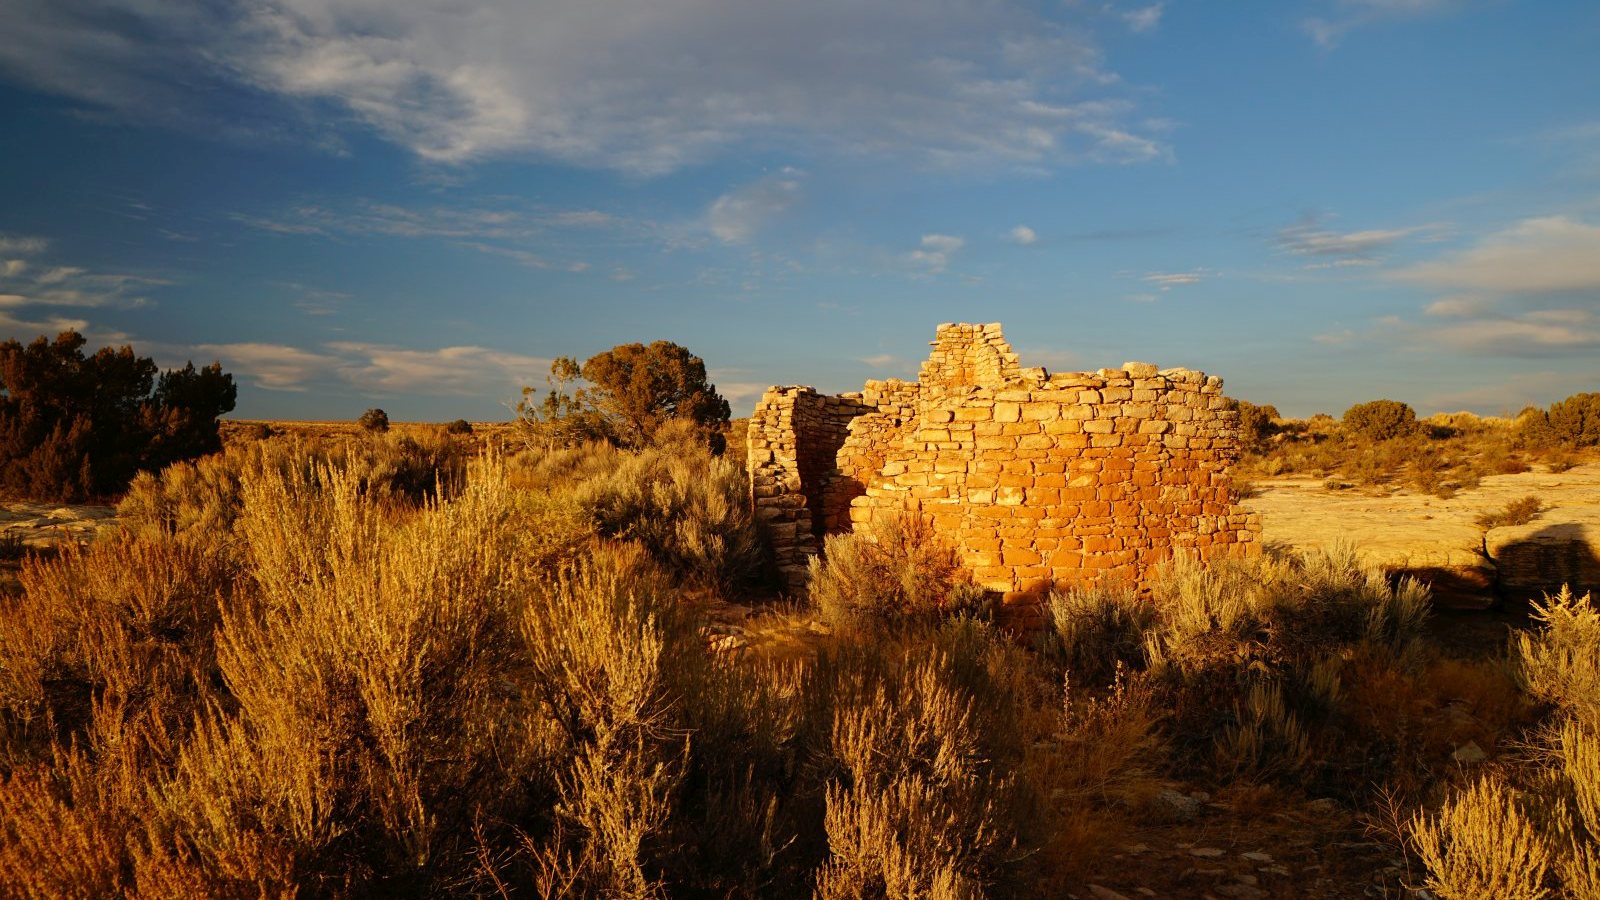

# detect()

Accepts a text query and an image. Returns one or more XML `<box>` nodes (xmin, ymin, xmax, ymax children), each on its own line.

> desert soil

<box><xmin>1244</xmin><ymin>461</ymin><xmax>1600</xmax><ymax>609</ymax></box>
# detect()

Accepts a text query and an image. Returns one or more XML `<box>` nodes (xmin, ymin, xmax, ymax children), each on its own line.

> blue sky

<box><xmin>0</xmin><ymin>0</ymin><xmax>1597</xmax><ymax>421</ymax></box>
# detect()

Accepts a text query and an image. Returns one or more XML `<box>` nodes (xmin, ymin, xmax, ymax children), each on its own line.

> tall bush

<box><xmin>1342</xmin><ymin>399</ymin><xmax>1417</xmax><ymax>442</ymax></box>
<box><xmin>0</xmin><ymin>331</ymin><xmax>235</xmax><ymax>500</ymax></box>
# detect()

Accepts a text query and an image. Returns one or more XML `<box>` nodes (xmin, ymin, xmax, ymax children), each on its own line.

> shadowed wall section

<box><xmin>749</xmin><ymin>323</ymin><xmax>1263</xmax><ymax>625</ymax></box>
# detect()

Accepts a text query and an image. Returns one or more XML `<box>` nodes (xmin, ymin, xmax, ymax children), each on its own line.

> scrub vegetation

<box><xmin>1234</xmin><ymin>392</ymin><xmax>1599</xmax><ymax>498</ymax></box>
<box><xmin>0</xmin><ymin>350</ymin><xmax>1595</xmax><ymax>896</ymax></box>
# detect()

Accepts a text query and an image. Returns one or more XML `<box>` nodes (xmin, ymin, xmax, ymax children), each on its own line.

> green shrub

<box><xmin>569</xmin><ymin>435</ymin><xmax>765</xmax><ymax>597</ymax></box>
<box><xmin>1046</xmin><ymin>584</ymin><xmax>1155</xmax><ymax>688</ymax></box>
<box><xmin>1232</xmin><ymin>399</ymin><xmax>1280</xmax><ymax>450</ymax></box>
<box><xmin>808</xmin><ymin>514</ymin><xmax>986</xmax><ymax>631</ymax></box>
<box><xmin>1548</xmin><ymin>393</ymin><xmax>1600</xmax><ymax>447</ymax></box>
<box><xmin>1343</xmin><ymin>399</ymin><xmax>1418</xmax><ymax>442</ymax></box>
<box><xmin>358</xmin><ymin>408</ymin><xmax>391</xmax><ymax>433</ymax></box>
<box><xmin>1516</xmin><ymin>587</ymin><xmax>1600</xmax><ymax>727</ymax></box>
<box><xmin>1409</xmin><ymin>774</ymin><xmax>1553</xmax><ymax>900</ymax></box>
<box><xmin>0</xmin><ymin>530</ymin><xmax>24</xmax><ymax>562</ymax></box>
<box><xmin>0</xmin><ymin>331</ymin><xmax>236</xmax><ymax>501</ymax></box>
<box><xmin>1476</xmin><ymin>495</ymin><xmax>1543</xmax><ymax>530</ymax></box>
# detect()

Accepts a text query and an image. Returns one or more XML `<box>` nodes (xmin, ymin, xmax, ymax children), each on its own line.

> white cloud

<box><xmin>1372</xmin><ymin>215</ymin><xmax>1600</xmax><ymax>358</ymax></box>
<box><xmin>906</xmin><ymin>233</ymin><xmax>965</xmax><ymax>274</ymax></box>
<box><xmin>0</xmin><ymin>237</ymin><xmax>163</xmax><ymax>344</ymax></box>
<box><xmin>326</xmin><ymin>342</ymin><xmax>551</xmax><ymax>395</ymax></box>
<box><xmin>707</xmin><ymin>369</ymin><xmax>773</xmax><ymax>409</ymax></box>
<box><xmin>1276</xmin><ymin>215</ymin><xmax>1445</xmax><ymax>264</ymax></box>
<box><xmin>1313</xmin><ymin>329</ymin><xmax>1357</xmax><ymax>345</ymax></box>
<box><xmin>198</xmin><ymin>339</ymin><xmax>552</xmax><ymax>395</ymax></box>
<box><xmin>1142</xmin><ymin>269</ymin><xmax>1205</xmax><ymax>289</ymax></box>
<box><xmin>1015</xmin><ymin>346</ymin><xmax>1083</xmax><ymax>372</ymax></box>
<box><xmin>0</xmin><ymin>234</ymin><xmax>48</xmax><ymax>255</ymax></box>
<box><xmin>709</xmin><ymin>173</ymin><xmax>804</xmax><ymax>243</ymax></box>
<box><xmin>1009</xmin><ymin>225</ymin><xmax>1038</xmax><ymax>246</ymax></box>
<box><xmin>195</xmin><ymin>342</ymin><xmax>342</xmax><ymax>392</ymax></box>
<box><xmin>1423</xmin><ymin>309</ymin><xmax>1600</xmax><ymax>357</ymax></box>
<box><xmin>1124</xmin><ymin>4</ymin><xmax>1163</xmax><ymax>33</ymax></box>
<box><xmin>1304</xmin><ymin>0</ymin><xmax>1467</xmax><ymax>48</ymax></box>
<box><xmin>234</xmin><ymin>198</ymin><xmax>644</xmax><ymax>271</ymax></box>
<box><xmin>1423</xmin><ymin>296</ymin><xmax>1494</xmax><ymax>318</ymax></box>
<box><xmin>0</xmin><ymin>310</ymin><xmax>91</xmax><ymax>337</ymax></box>
<box><xmin>1393</xmin><ymin>216</ymin><xmax>1600</xmax><ymax>294</ymax></box>
<box><xmin>0</xmin><ymin>0</ymin><xmax>1166</xmax><ymax>174</ymax></box>
<box><xmin>1426</xmin><ymin>371</ymin><xmax>1600</xmax><ymax>416</ymax></box>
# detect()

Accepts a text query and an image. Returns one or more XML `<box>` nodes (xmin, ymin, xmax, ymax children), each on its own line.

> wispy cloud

<box><xmin>1014</xmin><ymin>346</ymin><xmax>1083</xmax><ymax>372</ymax></box>
<box><xmin>1142</xmin><ymin>269</ymin><xmax>1207</xmax><ymax>289</ymax></box>
<box><xmin>1371</xmin><ymin>215</ymin><xmax>1600</xmax><ymax>358</ymax></box>
<box><xmin>0</xmin><ymin>0</ymin><xmax>1166</xmax><ymax>175</ymax></box>
<box><xmin>1421</xmin><ymin>309</ymin><xmax>1600</xmax><ymax>356</ymax></box>
<box><xmin>906</xmin><ymin>234</ymin><xmax>965</xmax><ymax>274</ymax></box>
<box><xmin>1275</xmin><ymin>214</ymin><xmax>1446</xmax><ymax>265</ymax></box>
<box><xmin>1008</xmin><ymin>225</ymin><xmax>1038</xmax><ymax>246</ymax></box>
<box><xmin>0</xmin><ymin>234</ymin><xmax>49</xmax><ymax>255</ymax></box>
<box><xmin>327</xmin><ymin>342</ymin><xmax>551</xmax><ymax>395</ymax></box>
<box><xmin>709</xmin><ymin>171</ymin><xmax>804</xmax><ymax>243</ymax></box>
<box><xmin>0</xmin><ymin>235</ymin><xmax>164</xmax><ymax>330</ymax></box>
<box><xmin>1124</xmin><ymin>4</ymin><xmax>1163</xmax><ymax>33</ymax></box>
<box><xmin>234</xmin><ymin>198</ymin><xmax>638</xmax><ymax>271</ymax></box>
<box><xmin>197</xmin><ymin>340</ymin><xmax>551</xmax><ymax>395</ymax></box>
<box><xmin>1427</xmin><ymin>371</ymin><xmax>1600</xmax><ymax>415</ymax></box>
<box><xmin>234</xmin><ymin>200</ymin><xmax>617</xmax><ymax>242</ymax></box>
<box><xmin>277</xmin><ymin>283</ymin><xmax>351</xmax><ymax>317</ymax></box>
<box><xmin>1304</xmin><ymin>0</ymin><xmax>1469</xmax><ymax>48</ymax></box>
<box><xmin>193</xmin><ymin>342</ymin><xmax>343</xmax><ymax>392</ymax></box>
<box><xmin>1392</xmin><ymin>215</ymin><xmax>1600</xmax><ymax>294</ymax></box>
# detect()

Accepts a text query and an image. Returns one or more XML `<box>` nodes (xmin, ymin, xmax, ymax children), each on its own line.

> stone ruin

<box><xmin>747</xmin><ymin>322</ymin><xmax>1263</xmax><ymax>627</ymax></box>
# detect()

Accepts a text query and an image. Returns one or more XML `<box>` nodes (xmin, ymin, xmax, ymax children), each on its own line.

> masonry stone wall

<box><xmin>748</xmin><ymin>323</ymin><xmax>1262</xmax><ymax>620</ymax></box>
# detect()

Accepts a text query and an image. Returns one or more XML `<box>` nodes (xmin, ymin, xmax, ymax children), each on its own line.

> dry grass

<box><xmin>1238</xmin><ymin>410</ymin><xmax>1582</xmax><ymax>497</ymax></box>
<box><xmin>1408</xmin><ymin>588</ymin><xmax>1600</xmax><ymax>898</ymax></box>
<box><xmin>1476</xmin><ymin>495</ymin><xmax>1544</xmax><ymax>530</ymax></box>
<box><xmin>1409</xmin><ymin>774</ymin><xmax>1553</xmax><ymax>900</ymax></box>
<box><xmin>808</xmin><ymin>513</ymin><xmax>988</xmax><ymax>631</ymax></box>
<box><xmin>4</xmin><ymin>424</ymin><xmax>1591</xmax><ymax>897</ymax></box>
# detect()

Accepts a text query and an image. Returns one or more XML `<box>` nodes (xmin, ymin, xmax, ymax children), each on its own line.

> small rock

<box><xmin>1189</xmin><ymin>847</ymin><xmax>1226</xmax><ymax>858</ymax></box>
<box><xmin>1136</xmin><ymin>890</ymin><xmax>1156</xmax><ymax>898</ymax></box>
<box><xmin>1154</xmin><ymin>788</ymin><xmax>1202</xmax><ymax>822</ymax></box>
<box><xmin>1123</xmin><ymin>843</ymin><xmax>1151</xmax><ymax>854</ymax></box>
<box><xmin>1088</xmin><ymin>886</ymin><xmax>1133</xmax><ymax>900</ymax></box>
<box><xmin>1235</xmin><ymin>875</ymin><xmax>1259</xmax><ymax>886</ymax></box>
<box><xmin>1452</xmin><ymin>741</ymin><xmax>1487</xmax><ymax>764</ymax></box>
<box><xmin>1190</xmin><ymin>790</ymin><xmax>1212</xmax><ymax>802</ymax></box>
<box><xmin>1240</xmin><ymin>852</ymin><xmax>1273</xmax><ymax>863</ymax></box>
<box><xmin>1260</xmin><ymin>867</ymin><xmax>1292</xmax><ymax>877</ymax></box>
<box><xmin>1306</xmin><ymin>798</ymin><xmax>1340</xmax><ymax>815</ymax></box>
<box><xmin>1216</xmin><ymin>885</ymin><xmax>1266</xmax><ymax>900</ymax></box>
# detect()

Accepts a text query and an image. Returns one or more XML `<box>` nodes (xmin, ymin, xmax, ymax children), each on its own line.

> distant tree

<box><xmin>0</xmin><ymin>330</ymin><xmax>236</xmax><ymax>500</ymax></box>
<box><xmin>519</xmin><ymin>356</ymin><xmax>617</xmax><ymax>447</ymax></box>
<box><xmin>1520</xmin><ymin>392</ymin><xmax>1600</xmax><ymax>448</ymax></box>
<box><xmin>1343</xmin><ymin>400</ymin><xmax>1417</xmax><ymax>442</ymax></box>
<box><xmin>1231</xmin><ymin>399</ymin><xmax>1281</xmax><ymax>450</ymax></box>
<box><xmin>142</xmin><ymin>362</ymin><xmax>238</xmax><ymax>467</ymax></box>
<box><xmin>521</xmin><ymin>341</ymin><xmax>730</xmax><ymax>449</ymax></box>
<box><xmin>359</xmin><ymin>408</ymin><xmax>391</xmax><ymax>433</ymax></box>
<box><xmin>444</xmin><ymin>418</ymin><xmax>474</xmax><ymax>435</ymax></box>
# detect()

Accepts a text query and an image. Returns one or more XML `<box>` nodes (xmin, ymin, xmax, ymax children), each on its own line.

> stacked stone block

<box><xmin>748</xmin><ymin>324</ymin><xmax>1262</xmax><ymax>621</ymax></box>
